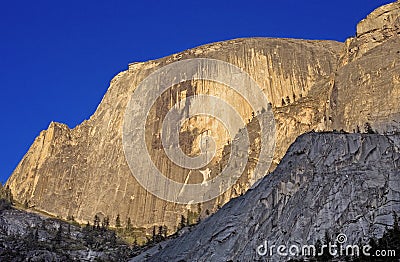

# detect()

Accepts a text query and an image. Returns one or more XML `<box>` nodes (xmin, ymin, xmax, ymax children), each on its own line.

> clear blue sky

<box><xmin>0</xmin><ymin>0</ymin><xmax>395</xmax><ymax>183</ymax></box>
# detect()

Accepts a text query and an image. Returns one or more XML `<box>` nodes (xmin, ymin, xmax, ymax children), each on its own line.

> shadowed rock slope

<box><xmin>135</xmin><ymin>132</ymin><xmax>400</xmax><ymax>261</ymax></box>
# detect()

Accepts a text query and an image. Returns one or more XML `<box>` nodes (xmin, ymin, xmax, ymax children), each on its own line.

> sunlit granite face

<box><xmin>6</xmin><ymin>1</ymin><xmax>400</xmax><ymax>243</ymax></box>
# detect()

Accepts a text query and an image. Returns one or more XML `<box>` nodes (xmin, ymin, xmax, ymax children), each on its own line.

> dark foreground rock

<box><xmin>0</xmin><ymin>207</ymin><xmax>135</xmax><ymax>261</ymax></box>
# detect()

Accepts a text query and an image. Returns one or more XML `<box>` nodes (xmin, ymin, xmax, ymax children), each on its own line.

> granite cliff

<box><xmin>6</xmin><ymin>0</ymin><xmax>400</xmax><ymax>240</ymax></box>
<box><xmin>6</xmin><ymin>39</ymin><xmax>341</xmax><ymax>231</ymax></box>
<box><xmin>133</xmin><ymin>132</ymin><xmax>400</xmax><ymax>261</ymax></box>
<box><xmin>330</xmin><ymin>1</ymin><xmax>400</xmax><ymax>133</ymax></box>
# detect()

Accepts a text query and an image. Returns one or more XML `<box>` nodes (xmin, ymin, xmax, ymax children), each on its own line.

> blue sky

<box><xmin>0</xmin><ymin>0</ymin><xmax>395</xmax><ymax>183</ymax></box>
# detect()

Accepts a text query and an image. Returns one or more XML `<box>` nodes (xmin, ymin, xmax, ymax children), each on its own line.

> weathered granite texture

<box><xmin>6</xmin><ymin>38</ymin><xmax>342</xmax><ymax>230</ymax></box>
<box><xmin>330</xmin><ymin>1</ymin><xmax>400</xmax><ymax>133</ymax></box>
<box><xmin>135</xmin><ymin>132</ymin><xmax>400</xmax><ymax>261</ymax></box>
<box><xmin>6</xmin><ymin>0</ymin><xmax>400</xmax><ymax>236</ymax></box>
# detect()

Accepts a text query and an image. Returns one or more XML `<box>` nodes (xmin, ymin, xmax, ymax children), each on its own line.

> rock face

<box><xmin>6</xmin><ymin>0</ymin><xmax>400</xmax><ymax>236</ymax></box>
<box><xmin>6</xmin><ymin>38</ymin><xmax>342</xmax><ymax>231</ymax></box>
<box><xmin>330</xmin><ymin>1</ymin><xmax>400</xmax><ymax>133</ymax></box>
<box><xmin>135</xmin><ymin>132</ymin><xmax>400</xmax><ymax>261</ymax></box>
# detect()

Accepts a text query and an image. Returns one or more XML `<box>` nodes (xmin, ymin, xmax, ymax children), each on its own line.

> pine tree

<box><xmin>115</xmin><ymin>214</ymin><xmax>121</xmax><ymax>228</ymax></box>
<box><xmin>178</xmin><ymin>215</ymin><xmax>186</xmax><ymax>230</ymax></box>
<box><xmin>162</xmin><ymin>225</ymin><xmax>168</xmax><ymax>238</ymax></box>
<box><xmin>197</xmin><ymin>203</ymin><xmax>201</xmax><ymax>213</ymax></box>
<box><xmin>102</xmin><ymin>216</ymin><xmax>110</xmax><ymax>229</ymax></box>
<box><xmin>93</xmin><ymin>215</ymin><xmax>100</xmax><ymax>229</ymax></box>
<box><xmin>152</xmin><ymin>226</ymin><xmax>156</xmax><ymax>243</ymax></box>
<box><xmin>126</xmin><ymin>217</ymin><xmax>132</xmax><ymax>231</ymax></box>
<box><xmin>5</xmin><ymin>186</ymin><xmax>13</xmax><ymax>204</ymax></box>
<box><xmin>157</xmin><ymin>226</ymin><xmax>164</xmax><ymax>242</ymax></box>
<box><xmin>0</xmin><ymin>183</ymin><xmax>13</xmax><ymax>210</ymax></box>
<box><xmin>180</xmin><ymin>215</ymin><xmax>186</xmax><ymax>229</ymax></box>
<box><xmin>364</xmin><ymin>122</ymin><xmax>374</xmax><ymax>134</ymax></box>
